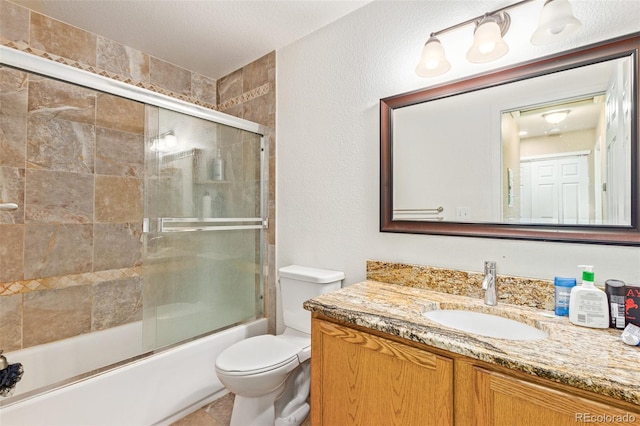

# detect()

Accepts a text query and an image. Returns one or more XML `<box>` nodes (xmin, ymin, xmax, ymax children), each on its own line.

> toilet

<box><xmin>215</xmin><ymin>265</ymin><xmax>344</xmax><ymax>426</ymax></box>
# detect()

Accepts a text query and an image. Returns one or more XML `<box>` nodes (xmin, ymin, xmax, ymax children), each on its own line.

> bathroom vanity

<box><xmin>304</xmin><ymin>280</ymin><xmax>640</xmax><ymax>425</ymax></box>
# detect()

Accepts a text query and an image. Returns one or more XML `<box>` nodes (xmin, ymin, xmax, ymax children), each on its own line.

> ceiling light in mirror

<box><xmin>543</xmin><ymin>110</ymin><xmax>570</xmax><ymax>124</ymax></box>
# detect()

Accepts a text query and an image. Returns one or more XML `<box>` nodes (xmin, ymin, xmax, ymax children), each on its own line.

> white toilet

<box><xmin>215</xmin><ymin>265</ymin><xmax>344</xmax><ymax>426</ymax></box>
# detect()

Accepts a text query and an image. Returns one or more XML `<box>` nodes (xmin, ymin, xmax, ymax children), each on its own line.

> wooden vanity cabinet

<box><xmin>311</xmin><ymin>315</ymin><xmax>640</xmax><ymax>426</ymax></box>
<box><xmin>310</xmin><ymin>317</ymin><xmax>454</xmax><ymax>425</ymax></box>
<box><xmin>465</xmin><ymin>365</ymin><xmax>640</xmax><ymax>425</ymax></box>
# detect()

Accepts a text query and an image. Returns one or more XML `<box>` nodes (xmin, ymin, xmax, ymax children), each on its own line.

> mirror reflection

<box><xmin>392</xmin><ymin>55</ymin><xmax>632</xmax><ymax>226</ymax></box>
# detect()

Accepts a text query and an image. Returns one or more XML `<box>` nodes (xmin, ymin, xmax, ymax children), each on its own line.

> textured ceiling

<box><xmin>11</xmin><ymin>0</ymin><xmax>371</xmax><ymax>79</ymax></box>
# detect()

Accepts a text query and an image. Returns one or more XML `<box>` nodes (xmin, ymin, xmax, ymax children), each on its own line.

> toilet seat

<box><xmin>216</xmin><ymin>335</ymin><xmax>310</xmax><ymax>376</ymax></box>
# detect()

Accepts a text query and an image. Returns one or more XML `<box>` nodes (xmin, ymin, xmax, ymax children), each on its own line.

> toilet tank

<box><xmin>279</xmin><ymin>265</ymin><xmax>345</xmax><ymax>334</ymax></box>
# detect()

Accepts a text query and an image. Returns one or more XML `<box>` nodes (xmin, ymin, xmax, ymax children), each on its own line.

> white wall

<box><xmin>276</xmin><ymin>1</ymin><xmax>640</xmax><ymax>286</ymax></box>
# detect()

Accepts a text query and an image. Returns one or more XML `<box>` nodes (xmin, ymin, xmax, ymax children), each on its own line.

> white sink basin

<box><xmin>423</xmin><ymin>309</ymin><xmax>547</xmax><ymax>341</ymax></box>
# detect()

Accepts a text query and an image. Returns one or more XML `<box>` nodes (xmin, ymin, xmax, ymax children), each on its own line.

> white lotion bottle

<box><xmin>569</xmin><ymin>265</ymin><xmax>609</xmax><ymax>328</ymax></box>
<box><xmin>211</xmin><ymin>148</ymin><xmax>225</xmax><ymax>181</ymax></box>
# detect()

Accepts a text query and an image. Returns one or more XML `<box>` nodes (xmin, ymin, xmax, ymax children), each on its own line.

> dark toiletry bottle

<box><xmin>605</xmin><ymin>279</ymin><xmax>626</xmax><ymax>329</ymax></box>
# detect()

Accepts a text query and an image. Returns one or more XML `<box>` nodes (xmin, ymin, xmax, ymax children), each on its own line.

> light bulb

<box><xmin>415</xmin><ymin>36</ymin><xmax>450</xmax><ymax>77</ymax></box>
<box><xmin>531</xmin><ymin>0</ymin><xmax>582</xmax><ymax>45</ymax></box>
<box><xmin>467</xmin><ymin>16</ymin><xmax>509</xmax><ymax>64</ymax></box>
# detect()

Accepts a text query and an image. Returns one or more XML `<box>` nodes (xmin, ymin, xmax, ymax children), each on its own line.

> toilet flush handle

<box><xmin>297</xmin><ymin>346</ymin><xmax>311</xmax><ymax>363</ymax></box>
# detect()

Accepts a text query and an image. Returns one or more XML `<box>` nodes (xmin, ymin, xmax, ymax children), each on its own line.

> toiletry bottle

<box><xmin>569</xmin><ymin>265</ymin><xmax>609</xmax><ymax>328</ymax></box>
<box><xmin>605</xmin><ymin>279</ymin><xmax>626</xmax><ymax>329</ymax></box>
<box><xmin>202</xmin><ymin>192</ymin><xmax>212</xmax><ymax>218</ymax></box>
<box><xmin>554</xmin><ymin>277</ymin><xmax>576</xmax><ymax>316</ymax></box>
<box><xmin>212</xmin><ymin>148</ymin><xmax>225</xmax><ymax>181</ymax></box>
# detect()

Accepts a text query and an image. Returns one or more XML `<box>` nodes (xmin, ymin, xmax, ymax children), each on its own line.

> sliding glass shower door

<box><xmin>143</xmin><ymin>106</ymin><xmax>265</xmax><ymax>351</ymax></box>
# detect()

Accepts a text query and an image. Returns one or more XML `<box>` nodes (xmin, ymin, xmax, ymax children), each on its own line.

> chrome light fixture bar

<box><xmin>415</xmin><ymin>0</ymin><xmax>582</xmax><ymax>78</ymax></box>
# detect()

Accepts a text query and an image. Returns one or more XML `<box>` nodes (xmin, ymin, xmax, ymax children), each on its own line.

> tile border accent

<box><xmin>217</xmin><ymin>83</ymin><xmax>270</xmax><ymax>112</ymax></box>
<box><xmin>1</xmin><ymin>42</ymin><xmax>270</xmax><ymax>114</ymax></box>
<box><xmin>0</xmin><ymin>267</ymin><xmax>142</xmax><ymax>296</ymax></box>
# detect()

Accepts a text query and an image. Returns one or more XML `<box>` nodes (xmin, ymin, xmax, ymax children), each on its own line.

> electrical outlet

<box><xmin>455</xmin><ymin>207</ymin><xmax>470</xmax><ymax>220</ymax></box>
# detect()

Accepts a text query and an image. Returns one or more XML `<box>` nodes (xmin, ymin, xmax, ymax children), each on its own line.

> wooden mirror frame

<box><xmin>380</xmin><ymin>33</ymin><xmax>640</xmax><ymax>246</ymax></box>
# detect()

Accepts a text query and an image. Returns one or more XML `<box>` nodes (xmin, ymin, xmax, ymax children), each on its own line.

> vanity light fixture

<box><xmin>466</xmin><ymin>13</ymin><xmax>510</xmax><ymax>63</ymax></box>
<box><xmin>415</xmin><ymin>36</ymin><xmax>451</xmax><ymax>77</ymax></box>
<box><xmin>531</xmin><ymin>0</ymin><xmax>582</xmax><ymax>45</ymax></box>
<box><xmin>415</xmin><ymin>0</ymin><xmax>582</xmax><ymax>77</ymax></box>
<box><xmin>543</xmin><ymin>110</ymin><xmax>570</xmax><ymax>124</ymax></box>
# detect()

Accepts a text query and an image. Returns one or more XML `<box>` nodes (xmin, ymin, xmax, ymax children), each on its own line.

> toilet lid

<box><xmin>216</xmin><ymin>335</ymin><xmax>309</xmax><ymax>375</ymax></box>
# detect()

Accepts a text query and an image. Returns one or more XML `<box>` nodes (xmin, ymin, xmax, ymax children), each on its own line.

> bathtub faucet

<box><xmin>481</xmin><ymin>261</ymin><xmax>497</xmax><ymax>306</ymax></box>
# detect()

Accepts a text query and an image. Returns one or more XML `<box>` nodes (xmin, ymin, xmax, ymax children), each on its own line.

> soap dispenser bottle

<box><xmin>211</xmin><ymin>148</ymin><xmax>225</xmax><ymax>181</ymax></box>
<box><xmin>569</xmin><ymin>265</ymin><xmax>609</xmax><ymax>328</ymax></box>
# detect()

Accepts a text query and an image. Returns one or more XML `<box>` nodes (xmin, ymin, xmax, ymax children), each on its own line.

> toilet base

<box><xmin>228</xmin><ymin>362</ymin><xmax>311</xmax><ymax>426</ymax></box>
<box><xmin>230</xmin><ymin>388</ymin><xmax>282</xmax><ymax>426</ymax></box>
<box><xmin>275</xmin><ymin>403</ymin><xmax>309</xmax><ymax>426</ymax></box>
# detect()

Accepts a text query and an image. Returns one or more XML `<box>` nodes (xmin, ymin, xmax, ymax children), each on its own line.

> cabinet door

<box><xmin>471</xmin><ymin>367</ymin><xmax>640</xmax><ymax>425</ymax></box>
<box><xmin>311</xmin><ymin>319</ymin><xmax>453</xmax><ymax>426</ymax></box>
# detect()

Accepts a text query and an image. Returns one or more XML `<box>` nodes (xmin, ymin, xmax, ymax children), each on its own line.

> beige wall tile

<box><xmin>92</xmin><ymin>276</ymin><xmax>142</xmax><ymax>331</ymax></box>
<box><xmin>0</xmin><ymin>224</ymin><xmax>24</xmax><ymax>282</ymax></box>
<box><xmin>150</xmin><ymin>57</ymin><xmax>191</xmax><ymax>96</ymax></box>
<box><xmin>243</xmin><ymin>92</ymin><xmax>274</xmax><ymax>128</ymax></box>
<box><xmin>27</xmin><ymin>115</ymin><xmax>96</xmax><ymax>173</ymax></box>
<box><xmin>0</xmin><ymin>293</ymin><xmax>23</xmax><ymax>351</ymax></box>
<box><xmin>0</xmin><ymin>0</ymin><xmax>29</xmax><ymax>44</ymax></box>
<box><xmin>95</xmin><ymin>127</ymin><xmax>144</xmax><ymax>177</ymax></box>
<box><xmin>0</xmin><ymin>166</ymin><xmax>25</xmax><ymax>224</ymax></box>
<box><xmin>24</xmin><ymin>224</ymin><xmax>93</xmax><ymax>279</ymax></box>
<box><xmin>191</xmin><ymin>73</ymin><xmax>217</xmax><ymax>105</ymax></box>
<box><xmin>0</xmin><ymin>66</ymin><xmax>28</xmax><ymax>168</ymax></box>
<box><xmin>25</xmin><ymin>170</ymin><xmax>93</xmax><ymax>224</ymax></box>
<box><xmin>217</xmin><ymin>69</ymin><xmax>243</xmax><ymax>104</ymax></box>
<box><xmin>242</xmin><ymin>52</ymin><xmax>274</xmax><ymax>92</ymax></box>
<box><xmin>94</xmin><ymin>223</ymin><xmax>142</xmax><ymax>270</ymax></box>
<box><xmin>28</xmin><ymin>75</ymin><xmax>96</xmax><ymax>125</ymax></box>
<box><xmin>30</xmin><ymin>12</ymin><xmax>97</xmax><ymax>66</ymax></box>
<box><xmin>95</xmin><ymin>175</ymin><xmax>143</xmax><ymax>223</ymax></box>
<box><xmin>97</xmin><ymin>36</ymin><xmax>149</xmax><ymax>83</ymax></box>
<box><xmin>23</xmin><ymin>286</ymin><xmax>92</xmax><ymax>347</ymax></box>
<box><xmin>96</xmin><ymin>93</ymin><xmax>144</xmax><ymax>134</ymax></box>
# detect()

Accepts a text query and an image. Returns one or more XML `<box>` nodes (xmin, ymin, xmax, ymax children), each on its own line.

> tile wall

<box><xmin>0</xmin><ymin>0</ymin><xmax>277</xmax><ymax>350</ymax></box>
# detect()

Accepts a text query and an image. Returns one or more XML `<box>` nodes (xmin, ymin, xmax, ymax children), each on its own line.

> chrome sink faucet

<box><xmin>482</xmin><ymin>261</ymin><xmax>497</xmax><ymax>306</ymax></box>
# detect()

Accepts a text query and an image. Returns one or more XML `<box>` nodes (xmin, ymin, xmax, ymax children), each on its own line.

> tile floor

<box><xmin>171</xmin><ymin>393</ymin><xmax>235</xmax><ymax>426</ymax></box>
<box><xmin>171</xmin><ymin>393</ymin><xmax>311</xmax><ymax>426</ymax></box>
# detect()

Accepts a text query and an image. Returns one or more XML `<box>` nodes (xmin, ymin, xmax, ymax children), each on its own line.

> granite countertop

<box><xmin>303</xmin><ymin>280</ymin><xmax>640</xmax><ymax>407</ymax></box>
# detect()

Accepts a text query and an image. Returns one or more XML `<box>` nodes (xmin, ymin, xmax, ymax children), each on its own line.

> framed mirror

<box><xmin>380</xmin><ymin>33</ymin><xmax>639</xmax><ymax>246</ymax></box>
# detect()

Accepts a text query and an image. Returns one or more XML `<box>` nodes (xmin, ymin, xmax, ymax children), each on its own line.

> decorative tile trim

<box><xmin>217</xmin><ymin>83</ymin><xmax>270</xmax><ymax>112</ymax></box>
<box><xmin>1</xmin><ymin>42</ymin><xmax>270</xmax><ymax>113</ymax></box>
<box><xmin>366</xmin><ymin>260</ymin><xmax>555</xmax><ymax>310</ymax></box>
<box><xmin>0</xmin><ymin>267</ymin><xmax>142</xmax><ymax>296</ymax></box>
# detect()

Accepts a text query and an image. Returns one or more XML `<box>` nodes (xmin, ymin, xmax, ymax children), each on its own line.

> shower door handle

<box><xmin>0</xmin><ymin>203</ymin><xmax>18</xmax><ymax>211</ymax></box>
<box><xmin>158</xmin><ymin>217</ymin><xmax>267</xmax><ymax>233</ymax></box>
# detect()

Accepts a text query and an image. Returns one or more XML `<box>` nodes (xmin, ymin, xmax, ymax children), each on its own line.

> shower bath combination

<box><xmin>0</xmin><ymin>46</ymin><xmax>269</xmax><ymax>424</ymax></box>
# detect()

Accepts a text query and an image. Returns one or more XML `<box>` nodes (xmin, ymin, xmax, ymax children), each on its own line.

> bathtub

<box><xmin>0</xmin><ymin>318</ymin><xmax>267</xmax><ymax>425</ymax></box>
